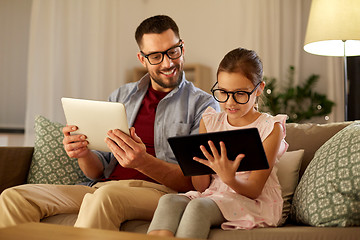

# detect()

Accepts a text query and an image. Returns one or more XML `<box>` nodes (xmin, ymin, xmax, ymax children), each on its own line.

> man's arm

<box><xmin>136</xmin><ymin>154</ymin><xmax>193</xmax><ymax>192</ymax></box>
<box><xmin>105</xmin><ymin>127</ymin><xmax>193</xmax><ymax>192</ymax></box>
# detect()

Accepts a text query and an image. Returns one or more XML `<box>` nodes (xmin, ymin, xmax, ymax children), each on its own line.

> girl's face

<box><xmin>217</xmin><ymin>71</ymin><xmax>264</xmax><ymax>126</ymax></box>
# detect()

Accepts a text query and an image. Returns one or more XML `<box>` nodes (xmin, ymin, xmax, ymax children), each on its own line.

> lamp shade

<box><xmin>304</xmin><ymin>0</ymin><xmax>360</xmax><ymax>56</ymax></box>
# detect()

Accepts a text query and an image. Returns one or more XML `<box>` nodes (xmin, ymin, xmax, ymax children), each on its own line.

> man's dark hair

<box><xmin>135</xmin><ymin>15</ymin><xmax>180</xmax><ymax>48</ymax></box>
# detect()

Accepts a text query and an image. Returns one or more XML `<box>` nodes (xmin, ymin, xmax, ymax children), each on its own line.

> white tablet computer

<box><xmin>61</xmin><ymin>97</ymin><xmax>130</xmax><ymax>152</ymax></box>
<box><xmin>168</xmin><ymin>128</ymin><xmax>269</xmax><ymax>176</ymax></box>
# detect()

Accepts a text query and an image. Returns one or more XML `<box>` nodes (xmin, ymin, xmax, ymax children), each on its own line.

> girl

<box><xmin>147</xmin><ymin>48</ymin><xmax>288</xmax><ymax>239</ymax></box>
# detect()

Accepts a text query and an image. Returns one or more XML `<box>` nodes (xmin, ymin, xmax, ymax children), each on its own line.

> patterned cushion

<box><xmin>291</xmin><ymin>122</ymin><xmax>360</xmax><ymax>226</ymax></box>
<box><xmin>27</xmin><ymin>115</ymin><xmax>88</xmax><ymax>185</ymax></box>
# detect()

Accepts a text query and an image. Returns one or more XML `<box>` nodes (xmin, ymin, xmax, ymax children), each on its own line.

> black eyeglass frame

<box><xmin>210</xmin><ymin>81</ymin><xmax>261</xmax><ymax>104</ymax></box>
<box><xmin>140</xmin><ymin>40</ymin><xmax>184</xmax><ymax>65</ymax></box>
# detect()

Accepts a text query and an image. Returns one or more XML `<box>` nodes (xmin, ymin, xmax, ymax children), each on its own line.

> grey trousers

<box><xmin>147</xmin><ymin>194</ymin><xmax>226</xmax><ymax>239</ymax></box>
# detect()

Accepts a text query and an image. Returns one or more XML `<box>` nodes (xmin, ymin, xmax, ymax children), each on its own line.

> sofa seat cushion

<box><xmin>208</xmin><ymin>225</ymin><xmax>360</xmax><ymax>240</ymax></box>
<box><xmin>41</xmin><ymin>217</ymin><xmax>360</xmax><ymax>240</ymax></box>
<box><xmin>291</xmin><ymin>122</ymin><xmax>360</xmax><ymax>226</ymax></box>
<box><xmin>118</xmin><ymin>221</ymin><xmax>360</xmax><ymax>239</ymax></box>
<box><xmin>41</xmin><ymin>213</ymin><xmax>77</xmax><ymax>226</ymax></box>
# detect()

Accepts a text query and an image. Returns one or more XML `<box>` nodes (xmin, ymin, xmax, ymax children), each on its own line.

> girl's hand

<box><xmin>193</xmin><ymin>141</ymin><xmax>245</xmax><ymax>185</ymax></box>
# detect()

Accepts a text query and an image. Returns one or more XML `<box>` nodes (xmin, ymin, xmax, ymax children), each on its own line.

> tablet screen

<box><xmin>62</xmin><ymin>97</ymin><xmax>129</xmax><ymax>152</ymax></box>
<box><xmin>168</xmin><ymin>128</ymin><xmax>269</xmax><ymax>176</ymax></box>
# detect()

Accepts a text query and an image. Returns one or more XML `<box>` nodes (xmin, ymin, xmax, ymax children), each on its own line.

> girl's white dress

<box><xmin>184</xmin><ymin>107</ymin><xmax>288</xmax><ymax>230</ymax></box>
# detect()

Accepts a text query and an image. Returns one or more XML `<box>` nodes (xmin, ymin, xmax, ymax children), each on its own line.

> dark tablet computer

<box><xmin>167</xmin><ymin>128</ymin><xmax>269</xmax><ymax>176</ymax></box>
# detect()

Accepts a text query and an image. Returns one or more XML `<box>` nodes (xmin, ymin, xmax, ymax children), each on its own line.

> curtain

<box><xmin>24</xmin><ymin>0</ymin><xmax>129</xmax><ymax>145</ymax></box>
<box><xmin>24</xmin><ymin>0</ymin><xmax>343</xmax><ymax>146</ymax></box>
<box><xmin>237</xmin><ymin>0</ymin><xmax>343</xmax><ymax>122</ymax></box>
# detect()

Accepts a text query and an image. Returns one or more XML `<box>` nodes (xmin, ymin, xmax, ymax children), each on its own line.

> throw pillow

<box><xmin>27</xmin><ymin>115</ymin><xmax>88</xmax><ymax>185</ymax></box>
<box><xmin>276</xmin><ymin>149</ymin><xmax>304</xmax><ymax>225</ymax></box>
<box><xmin>291</xmin><ymin>122</ymin><xmax>360</xmax><ymax>226</ymax></box>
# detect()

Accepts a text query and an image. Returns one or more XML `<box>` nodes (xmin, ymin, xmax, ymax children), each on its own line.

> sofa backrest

<box><xmin>0</xmin><ymin>121</ymin><xmax>354</xmax><ymax>194</ymax></box>
<box><xmin>285</xmin><ymin>121</ymin><xmax>353</xmax><ymax>178</ymax></box>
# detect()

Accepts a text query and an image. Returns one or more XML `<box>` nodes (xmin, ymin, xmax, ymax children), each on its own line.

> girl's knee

<box><xmin>184</xmin><ymin>198</ymin><xmax>223</xmax><ymax>223</ymax></box>
<box><xmin>158</xmin><ymin>194</ymin><xmax>188</xmax><ymax>206</ymax></box>
<box><xmin>154</xmin><ymin>194</ymin><xmax>189</xmax><ymax>218</ymax></box>
<box><xmin>186</xmin><ymin>198</ymin><xmax>213</xmax><ymax>212</ymax></box>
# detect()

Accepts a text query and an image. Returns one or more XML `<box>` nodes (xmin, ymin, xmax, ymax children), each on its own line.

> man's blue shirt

<box><xmin>90</xmin><ymin>72</ymin><xmax>220</xmax><ymax>182</ymax></box>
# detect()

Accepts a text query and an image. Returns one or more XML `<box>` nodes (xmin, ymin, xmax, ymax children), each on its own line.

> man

<box><xmin>0</xmin><ymin>15</ymin><xmax>219</xmax><ymax>230</ymax></box>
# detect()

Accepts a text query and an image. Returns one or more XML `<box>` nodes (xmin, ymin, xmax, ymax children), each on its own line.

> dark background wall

<box><xmin>348</xmin><ymin>56</ymin><xmax>360</xmax><ymax>121</ymax></box>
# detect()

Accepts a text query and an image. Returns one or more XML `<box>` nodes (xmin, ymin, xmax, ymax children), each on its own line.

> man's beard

<box><xmin>148</xmin><ymin>63</ymin><xmax>184</xmax><ymax>89</ymax></box>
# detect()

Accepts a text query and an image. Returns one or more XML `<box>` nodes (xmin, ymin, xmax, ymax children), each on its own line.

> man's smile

<box><xmin>160</xmin><ymin>67</ymin><xmax>176</xmax><ymax>77</ymax></box>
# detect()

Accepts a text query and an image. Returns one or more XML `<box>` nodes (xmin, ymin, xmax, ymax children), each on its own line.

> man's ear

<box><xmin>181</xmin><ymin>40</ymin><xmax>185</xmax><ymax>57</ymax></box>
<box><xmin>137</xmin><ymin>52</ymin><xmax>147</xmax><ymax>68</ymax></box>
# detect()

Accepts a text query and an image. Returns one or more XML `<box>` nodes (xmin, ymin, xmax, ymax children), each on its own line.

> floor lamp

<box><xmin>303</xmin><ymin>0</ymin><xmax>360</xmax><ymax>121</ymax></box>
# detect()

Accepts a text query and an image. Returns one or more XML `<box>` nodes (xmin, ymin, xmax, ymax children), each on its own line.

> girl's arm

<box><xmin>191</xmin><ymin>118</ymin><xmax>211</xmax><ymax>192</ymax></box>
<box><xmin>195</xmin><ymin>122</ymin><xmax>283</xmax><ymax>199</ymax></box>
<box><xmin>224</xmin><ymin>123</ymin><xmax>283</xmax><ymax>199</ymax></box>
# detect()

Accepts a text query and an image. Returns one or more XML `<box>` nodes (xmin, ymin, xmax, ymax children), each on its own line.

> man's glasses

<box><xmin>211</xmin><ymin>82</ymin><xmax>261</xmax><ymax>104</ymax></box>
<box><xmin>140</xmin><ymin>40</ymin><xmax>183</xmax><ymax>65</ymax></box>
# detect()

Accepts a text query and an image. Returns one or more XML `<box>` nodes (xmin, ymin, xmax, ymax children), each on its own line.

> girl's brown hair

<box><xmin>217</xmin><ymin>48</ymin><xmax>263</xmax><ymax>86</ymax></box>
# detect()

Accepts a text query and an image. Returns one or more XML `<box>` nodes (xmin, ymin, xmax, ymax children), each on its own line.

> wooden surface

<box><xmin>0</xmin><ymin>222</ymin><xmax>196</xmax><ymax>240</ymax></box>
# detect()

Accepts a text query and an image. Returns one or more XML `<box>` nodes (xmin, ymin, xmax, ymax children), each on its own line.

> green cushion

<box><xmin>27</xmin><ymin>115</ymin><xmax>88</xmax><ymax>185</ymax></box>
<box><xmin>291</xmin><ymin>122</ymin><xmax>360</xmax><ymax>226</ymax></box>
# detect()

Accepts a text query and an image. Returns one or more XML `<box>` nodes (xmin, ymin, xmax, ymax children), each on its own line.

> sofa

<box><xmin>1</xmin><ymin>120</ymin><xmax>359</xmax><ymax>240</ymax></box>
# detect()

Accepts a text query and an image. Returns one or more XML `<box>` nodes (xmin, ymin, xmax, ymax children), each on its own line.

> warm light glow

<box><xmin>304</xmin><ymin>40</ymin><xmax>360</xmax><ymax>57</ymax></box>
<box><xmin>304</xmin><ymin>0</ymin><xmax>360</xmax><ymax>57</ymax></box>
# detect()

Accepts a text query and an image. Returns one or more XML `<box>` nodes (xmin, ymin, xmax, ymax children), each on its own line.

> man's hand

<box><xmin>105</xmin><ymin>127</ymin><xmax>193</xmax><ymax>192</ymax></box>
<box><xmin>62</xmin><ymin>125</ymin><xmax>90</xmax><ymax>158</ymax></box>
<box><xmin>105</xmin><ymin>127</ymin><xmax>148</xmax><ymax>169</ymax></box>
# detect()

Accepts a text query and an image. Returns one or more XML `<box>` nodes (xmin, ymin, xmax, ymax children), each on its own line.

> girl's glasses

<box><xmin>211</xmin><ymin>82</ymin><xmax>261</xmax><ymax>104</ymax></box>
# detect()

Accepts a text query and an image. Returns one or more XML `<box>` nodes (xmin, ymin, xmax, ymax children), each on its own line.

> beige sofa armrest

<box><xmin>0</xmin><ymin>147</ymin><xmax>34</xmax><ymax>193</ymax></box>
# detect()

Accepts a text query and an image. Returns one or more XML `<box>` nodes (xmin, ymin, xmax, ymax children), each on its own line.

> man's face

<box><xmin>137</xmin><ymin>29</ymin><xmax>185</xmax><ymax>92</ymax></box>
